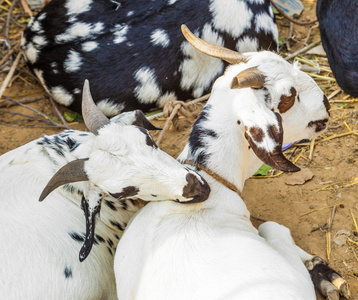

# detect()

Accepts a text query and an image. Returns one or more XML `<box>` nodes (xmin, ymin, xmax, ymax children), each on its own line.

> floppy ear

<box><xmin>240</xmin><ymin>104</ymin><xmax>300</xmax><ymax>173</ymax></box>
<box><xmin>112</xmin><ymin>110</ymin><xmax>161</xmax><ymax>130</ymax></box>
<box><xmin>79</xmin><ymin>185</ymin><xmax>104</xmax><ymax>262</ymax></box>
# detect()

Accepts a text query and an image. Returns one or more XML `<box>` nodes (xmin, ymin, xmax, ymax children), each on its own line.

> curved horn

<box><xmin>82</xmin><ymin>80</ymin><xmax>110</xmax><ymax>135</ymax></box>
<box><xmin>39</xmin><ymin>158</ymin><xmax>89</xmax><ymax>202</ymax></box>
<box><xmin>181</xmin><ymin>24</ymin><xmax>247</xmax><ymax>65</ymax></box>
<box><xmin>230</xmin><ymin>67</ymin><xmax>266</xmax><ymax>89</ymax></box>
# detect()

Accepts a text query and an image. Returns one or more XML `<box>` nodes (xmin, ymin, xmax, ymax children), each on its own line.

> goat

<box><xmin>21</xmin><ymin>0</ymin><xmax>278</xmax><ymax>116</ymax></box>
<box><xmin>113</xmin><ymin>26</ymin><xmax>349</xmax><ymax>300</ymax></box>
<box><xmin>317</xmin><ymin>0</ymin><xmax>358</xmax><ymax>97</ymax></box>
<box><xmin>0</xmin><ymin>80</ymin><xmax>210</xmax><ymax>299</ymax></box>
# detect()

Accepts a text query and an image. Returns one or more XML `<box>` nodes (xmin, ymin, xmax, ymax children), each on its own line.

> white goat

<box><xmin>0</xmin><ymin>81</ymin><xmax>210</xmax><ymax>299</ymax></box>
<box><xmin>114</xmin><ymin>26</ymin><xmax>349</xmax><ymax>300</ymax></box>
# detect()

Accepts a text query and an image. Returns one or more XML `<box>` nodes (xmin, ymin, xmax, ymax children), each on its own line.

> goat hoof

<box><xmin>305</xmin><ymin>256</ymin><xmax>350</xmax><ymax>299</ymax></box>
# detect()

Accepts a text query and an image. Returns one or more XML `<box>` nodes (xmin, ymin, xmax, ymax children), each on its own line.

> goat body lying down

<box><xmin>0</xmin><ymin>81</ymin><xmax>210</xmax><ymax>299</ymax></box>
<box><xmin>114</xmin><ymin>26</ymin><xmax>350</xmax><ymax>300</ymax></box>
<box><xmin>22</xmin><ymin>0</ymin><xmax>278</xmax><ymax>115</ymax></box>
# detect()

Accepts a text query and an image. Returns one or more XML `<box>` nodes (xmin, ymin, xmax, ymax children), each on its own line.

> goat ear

<box><xmin>39</xmin><ymin>158</ymin><xmax>89</xmax><ymax>202</ymax></box>
<box><xmin>79</xmin><ymin>186</ymin><xmax>103</xmax><ymax>262</ymax></box>
<box><xmin>132</xmin><ymin>110</ymin><xmax>161</xmax><ymax>130</ymax></box>
<box><xmin>230</xmin><ymin>67</ymin><xmax>265</xmax><ymax>89</ymax></box>
<box><xmin>243</xmin><ymin>112</ymin><xmax>300</xmax><ymax>173</ymax></box>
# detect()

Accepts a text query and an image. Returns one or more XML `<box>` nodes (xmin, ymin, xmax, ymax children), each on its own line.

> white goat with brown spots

<box><xmin>114</xmin><ymin>26</ymin><xmax>350</xmax><ymax>300</ymax></box>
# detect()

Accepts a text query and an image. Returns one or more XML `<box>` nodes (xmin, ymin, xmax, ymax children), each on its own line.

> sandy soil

<box><xmin>0</xmin><ymin>0</ymin><xmax>357</xmax><ymax>298</ymax></box>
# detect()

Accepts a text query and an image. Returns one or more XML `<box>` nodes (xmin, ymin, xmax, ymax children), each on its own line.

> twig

<box><xmin>284</xmin><ymin>40</ymin><xmax>321</xmax><ymax>61</ymax></box>
<box><xmin>350</xmin><ymin>210</ymin><xmax>358</xmax><ymax>233</ymax></box>
<box><xmin>0</xmin><ymin>42</ymin><xmax>19</xmax><ymax>68</ymax></box>
<box><xmin>155</xmin><ymin>104</ymin><xmax>181</xmax><ymax>146</ymax></box>
<box><xmin>326</xmin><ymin>217</ymin><xmax>331</xmax><ymax>260</ymax></box>
<box><xmin>4</xmin><ymin>0</ymin><xmax>19</xmax><ymax>49</ymax></box>
<box><xmin>300</xmin><ymin>203</ymin><xmax>343</xmax><ymax>217</ymax></box>
<box><xmin>0</xmin><ymin>51</ymin><xmax>22</xmax><ymax>100</ymax></box>
<box><xmin>0</xmin><ymin>93</ymin><xmax>45</xmax><ymax>108</ymax></box>
<box><xmin>294</xmin><ymin>57</ymin><xmax>332</xmax><ymax>73</ymax></box>
<box><xmin>286</xmin><ymin>22</ymin><xmax>294</xmax><ymax>51</ymax></box>
<box><xmin>269</xmin><ymin>0</ymin><xmax>318</xmax><ymax>26</ymax></box>
<box><xmin>327</xmin><ymin>89</ymin><xmax>342</xmax><ymax>100</ymax></box>
<box><xmin>305</xmin><ymin>73</ymin><xmax>336</xmax><ymax>82</ymax></box>
<box><xmin>0</xmin><ymin>122</ymin><xmax>67</xmax><ymax>129</ymax></box>
<box><xmin>48</xmin><ymin>96</ymin><xmax>71</xmax><ymax>129</ymax></box>
<box><xmin>309</xmin><ymin>138</ymin><xmax>315</xmax><ymax>160</ymax></box>
<box><xmin>326</xmin><ymin>205</ymin><xmax>336</xmax><ymax>231</ymax></box>
<box><xmin>19</xmin><ymin>0</ymin><xmax>33</xmax><ymax>16</ymax></box>
<box><xmin>1</xmin><ymin>95</ymin><xmax>65</xmax><ymax>129</ymax></box>
<box><xmin>0</xmin><ymin>108</ymin><xmax>49</xmax><ymax>122</ymax></box>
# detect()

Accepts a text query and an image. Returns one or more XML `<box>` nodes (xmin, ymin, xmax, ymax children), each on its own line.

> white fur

<box><xmin>65</xmin><ymin>0</ymin><xmax>92</xmax><ymax>15</ymax></box>
<box><xmin>97</xmin><ymin>99</ymin><xmax>125</xmax><ymax>116</ymax></box>
<box><xmin>50</xmin><ymin>86</ymin><xmax>74</xmax><ymax>106</ymax></box>
<box><xmin>150</xmin><ymin>29</ymin><xmax>170</xmax><ymax>48</ymax></box>
<box><xmin>113</xmin><ymin>24</ymin><xmax>129</xmax><ymax>44</ymax></box>
<box><xmin>255</xmin><ymin>12</ymin><xmax>278</xmax><ymax>40</ymax></box>
<box><xmin>114</xmin><ymin>51</ymin><xmax>330</xmax><ymax>299</ymax></box>
<box><xmin>0</xmin><ymin>111</ymin><xmax>208</xmax><ymax>299</ymax></box>
<box><xmin>32</xmin><ymin>35</ymin><xmax>47</xmax><ymax>47</ymax></box>
<box><xmin>180</xmin><ymin>24</ymin><xmax>224</xmax><ymax>98</ymax></box>
<box><xmin>157</xmin><ymin>91</ymin><xmax>177</xmax><ymax>108</ymax></box>
<box><xmin>210</xmin><ymin>0</ymin><xmax>253</xmax><ymax>37</ymax></box>
<box><xmin>236</xmin><ymin>36</ymin><xmax>259</xmax><ymax>52</ymax></box>
<box><xmin>134</xmin><ymin>67</ymin><xmax>161</xmax><ymax>103</ymax></box>
<box><xmin>82</xmin><ymin>41</ymin><xmax>98</xmax><ymax>52</ymax></box>
<box><xmin>23</xmin><ymin>42</ymin><xmax>39</xmax><ymax>63</ymax></box>
<box><xmin>64</xmin><ymin>50</ymin><xmax>82</xmax><ymax>73</ymax></box>
<box><xmin>56</xmin><ymin>22</ymin><xmax>103</xmax><ymax>43</ymax></box>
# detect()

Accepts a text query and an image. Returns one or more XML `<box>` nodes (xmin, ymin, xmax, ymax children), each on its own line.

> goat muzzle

<box><xmin>182</xmin><ymin>173</ymin><xmax>210</xmax><ymax>203</ymax></box>
<box><xmin>308</xmin><ymin>119</ymin><xmax>329</xmax><ymax>132</ymax></box>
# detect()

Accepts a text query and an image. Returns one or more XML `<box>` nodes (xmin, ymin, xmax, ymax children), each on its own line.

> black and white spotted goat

<box><xmin>0</xmin><ymin>81</ymin><xmax>210</xmax><ymax>299</ymax></box>
<box><xmin>317</xmin><ymin>0</ymin><xmax>358</xmax><ymax>97</ymax></box>
<box><xmin>114</xmin><ymin>26</ymin><xmax>350</xmax><ymax>300</ymax></box>
<box><xmin>21</xmin><ymin>0</ymin><xmax>278</xmax><ymax>115</ymax></box>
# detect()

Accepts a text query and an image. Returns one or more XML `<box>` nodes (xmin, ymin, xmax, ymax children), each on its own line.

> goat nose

<box><xmin>182</xmin><ymin>173</ymin><xmax>211</xmax><ymax>203</ymax></box>
<box><xmin>309</xmin><ymin>118</ymin><xmax>329</xmax><ymax>132</ymax></box>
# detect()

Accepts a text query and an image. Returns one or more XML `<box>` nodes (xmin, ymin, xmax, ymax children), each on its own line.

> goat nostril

<box><xmin>309</xmin><ymin>118</ymin><xmax>328</xmax><ymax>132</ymax></box>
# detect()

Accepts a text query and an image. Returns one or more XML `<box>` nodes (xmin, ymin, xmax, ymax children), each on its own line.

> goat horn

<box><xmin>230</xmin><ymin>67</ymin><xmax>266</xmax><ymax>89</ymax></box>
<box><xmin>39</xmin><ymin>158</ymin><xmax>89</xmax><ymax>202</ymax></box>
<box><xmin>82</xmin><ymin>80</ymin><xmax>110</xmax><ymax>135</ymax></box>
<box><xmin>181</xmin><ymin>24</ymin><xmax>247</xmax><ymax>65</ymax></box>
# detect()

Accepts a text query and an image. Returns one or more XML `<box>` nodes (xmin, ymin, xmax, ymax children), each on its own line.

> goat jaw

<box><xmin>39</xmin><ymin>158</ymin><xmax>89</xmax><ymax>202</ymax></box>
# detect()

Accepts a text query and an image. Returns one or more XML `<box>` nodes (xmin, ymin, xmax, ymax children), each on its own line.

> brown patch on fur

<box><xmin>278</xmin><ymin>87</ymin><xmax>297</xmax><ymax>113</ymax></box>
<box><xmin>249</xmin><ymin>126</ymin><xmax>264</xmax><ymax>143</ymax></box>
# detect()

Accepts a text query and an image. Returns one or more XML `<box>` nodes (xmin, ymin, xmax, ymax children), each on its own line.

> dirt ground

<box><xmin>0</xmin><ymin>0</ymin><xmax>357</xmax><ymax>298</ymax></box>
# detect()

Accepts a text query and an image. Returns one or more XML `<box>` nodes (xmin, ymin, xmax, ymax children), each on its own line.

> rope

<box><xmin>184</xmin><ymin>160</ymin><xmax>242</xmax><ymax>198</ymax></box>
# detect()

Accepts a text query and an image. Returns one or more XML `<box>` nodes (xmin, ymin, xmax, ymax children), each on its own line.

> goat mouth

<box><xmin>308</xmin><ymin>118</ymin><xmax>329</xmax><ymax>132</ymax></box>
